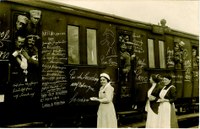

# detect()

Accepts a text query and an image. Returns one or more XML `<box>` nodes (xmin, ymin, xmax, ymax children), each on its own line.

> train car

<box><xmin>0</xmin><ymin>0</ymin><xmax>199</xmax><ymax>127</ymax></box>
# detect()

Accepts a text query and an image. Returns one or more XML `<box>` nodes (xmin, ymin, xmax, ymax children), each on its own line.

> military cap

<box><xmin>30</xmin><ymin>10</ymin><xmax>41</xmax><ymax>18</ymax></box>
<box><xmin>17</xmin><ymin>15</ymin><xmax>28</xmax><ymax>24</ymax></box>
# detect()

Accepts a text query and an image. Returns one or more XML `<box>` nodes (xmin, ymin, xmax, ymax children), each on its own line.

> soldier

<box><xmin>15</xmin><ymin>15</ymin><xmax>28</xmax><ymax>37</ymax></box>
<box><xmin>125</xmin><ymin>41</ymin><xmax>136</xmax><ymax>98</ymax></box>
<box><xmin>22</xmin><ymin>35</ymin><xmax>39</xmax><ymax>67</ymax></box>
<box><xmin>119</xmin><ymin>42</ymin><xmax>131</xmax><ymax>85</ymax></box>
<box><xmin>12</xmin><ymin>36</ymin><xmax>28</xmax><ymax>82</ymax></box>
<box><xmin>23</xmin><ymin>35</ymin><xmax>40</xmax><ymax>82</ymax></box>
<box><xmin>27</xmin><ymin>10</ymin><xmax>41</xmax><ymax>35</ymax></box>
<box><xmin>174</xmin><ymin>41</ymin><xmax>185</xmax><ymax>69</ymax></box>
<box><xmin>126</xmin><ymin>41</ymin><xmax>136</xmax><ymax>61</ymax></box>
<box><xmin>12</xmin><ymin>36</ymin><xmax>28</xmax><ymax>70</ymax></box>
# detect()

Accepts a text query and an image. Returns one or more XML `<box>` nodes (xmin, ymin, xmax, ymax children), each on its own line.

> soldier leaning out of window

<box><xmin>119</xmin><ymin>42</ymin><xmax>131</xmax><ymax>84</ymax></box>
<box><xmin>22</xmin><ymin>35</ymin><xmax>39</xmax><ymax>67</ymax></box>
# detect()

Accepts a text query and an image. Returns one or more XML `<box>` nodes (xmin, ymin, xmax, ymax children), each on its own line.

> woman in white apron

<box><xmin>145</xmin><ymin>74</ymin><xmax>163</xmax><ymax>128</ymax></box>
<box><xmin>157</xmin><ymin>74</ymin><xmax>178</xmax><ymax>128</ymax></box>
<box><xmin>90</xmin><ymin>73</ymin><xmax>117</xmax><ymax>128</ymax></box>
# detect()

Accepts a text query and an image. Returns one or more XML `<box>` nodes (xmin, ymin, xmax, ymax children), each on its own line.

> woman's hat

<box><xmin>100</xmin><ymin>73</ymin><xmax>110</xmax><ymax>81</ymax></box>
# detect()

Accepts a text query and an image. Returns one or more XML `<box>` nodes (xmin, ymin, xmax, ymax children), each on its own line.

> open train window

<box><xmin>67</xmin><ymin>25</ymin><xmax>80</xmax><ymax>64</ymax></box>
<box><xmin>87</xmin><ymin>29</ymin><xmax>97</xmax><ymax>65</ymax></box>
<box><xmin>158</xmin><ymin>40</ymin><xmax>166</xmax><ymax>68</ymax></box>
<box><xmin>147</xmin><ymin>39</ymin><xmax>155</xmax><ymax>68</ymax></box>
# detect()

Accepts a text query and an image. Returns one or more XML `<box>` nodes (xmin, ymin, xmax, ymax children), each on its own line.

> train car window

<box><xmin>67</xmin><ymin>25</ymin><xmax>80</xmax><ymax>64</ymax></box>
<box><xmin>159</xmin><ymin>40</ymin><xmax>166</xmax><ymax>68</ymax></box>
<box><xmin>87</xmin><ymin>29</ymin><xmax>97</xmax><ymax>65</ymax></box>
<box><xmin>147</xmin><ymin>39</ymin><xmax>155</xmax><ymax>68</ymax></box>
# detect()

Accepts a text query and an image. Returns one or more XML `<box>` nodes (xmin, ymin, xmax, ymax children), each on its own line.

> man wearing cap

<box><xmin>174</xmin><ymin>41</ymin><xmax>185</xmax><ymax>69</ymax></box>
<box><xmin>126</xmin><ymin>41</ymin><xmax>135</xmax><ymax>60</ymax></box>
<box><xmin>22</xmin><ymin>35</ymin><xmax>39</xmax><ymax>66</ymax></box>
<box><xmin>27</xmin><ymin>10</ymin><xmax>41</xmax><ymax>35</ymax></box>
<box><xmin>21</xmin><ymin>34</ymin><xmax>40</xmax><ymax>82</ymax></box>
<box><xmin>15</xmin><ymin>15</ymin><xmax>28</xmax><ymax>37</ymax></box>
<box><xmin>126</xmin><ymin>41</ymin><xmax>136</xmax><ymax>70</ymax></box>
<box><xmin>12</xmin><ymin>36</ymin><xmax>27</xmax><ymax>70</ymax></box>
<box><xmin>119</xmin><ymin>42</ymin><xmax>131</xmax><ymax>85</ymax></box>
<box><xmin>125</xmin><ymin>41</ymin><xmax>136</xmax><ymax>97</ymax></box>
<box><xmin>12</xmin><ymin>36</ymin><xmax>28</xmax><ymax>82</ymax></box>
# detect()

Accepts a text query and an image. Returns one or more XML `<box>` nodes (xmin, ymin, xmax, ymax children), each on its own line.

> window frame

<box><xmin>86</xmin><ymin>28</ymin><xmax>98</xmax><ymax>65</ymax></box>
<box><xmin>67</xmin><ymin>25</ymin><xmax>80</xmax><ymax>65</ymax></box>
<box><xmin>147</xmin><ymin>38</ymin><xmax>155</xmax><ymax>68</ymax></box>
<box><xmin>158</xmin><ymin>40</ymin><xmax>166</xmax><ymax>68</ymax></box>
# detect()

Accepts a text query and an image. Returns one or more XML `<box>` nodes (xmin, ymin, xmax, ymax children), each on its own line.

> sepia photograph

<box><xmin>0</xmin><ymin>0</ymin><xmax>199</xmax><ymax>128</ymax></box>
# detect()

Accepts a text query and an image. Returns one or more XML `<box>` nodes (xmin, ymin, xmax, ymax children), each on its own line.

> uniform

<box><xmin>97</xmin><ymin>83</ymin><xmax>117</xmax><ymax>128</ymax></box>
<box><xmin>157</xmin><ymin>85</ymin><xmax>179</xmax><ymax>128</ymax></box>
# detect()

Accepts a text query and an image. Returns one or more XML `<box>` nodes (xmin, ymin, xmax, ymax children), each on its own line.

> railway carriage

<box><xmin>0</xmin><ymin>0</ymin><xmax>198</xmax><ymax>127</ymax></box>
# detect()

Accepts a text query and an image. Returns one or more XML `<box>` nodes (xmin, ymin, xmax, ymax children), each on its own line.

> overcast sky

<box><xmin>49</xmin><ymin>0</ymin><xmax>199</xmax><ymax>35</ymax></box>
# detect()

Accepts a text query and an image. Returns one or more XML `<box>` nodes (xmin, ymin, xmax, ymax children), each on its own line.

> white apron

<box><xmin>145</xmin><ymin>83</ymin><xmax>159</xmax><ymax>128</ymax></box>
<box><xmin>158</xmin><ymin>85</ymin><xmax>174</xmax><ymax>128</ymax></box>
<box><xmin>97</xmin><ymin>83</ymin><xmax>117</xmax><ymax>128</ymax></box>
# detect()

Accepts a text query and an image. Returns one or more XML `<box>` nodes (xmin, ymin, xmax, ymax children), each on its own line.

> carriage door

<box><xmin>117</xmin><ymin>29</ymin><xmax>135</xmax><ymax>110</ymax></box>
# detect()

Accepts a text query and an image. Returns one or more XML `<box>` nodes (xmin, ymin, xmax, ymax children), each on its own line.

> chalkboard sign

<box><xmin>0</xmin><ymin>30</ymin><xmax>10</xmax><ymax>60</ymax></box>
<box><xmin>132</xmin><ymin>32</ymin><xmax>148</xmax><ymax>83</ymax></box>
<box><xmin>183</xmin><ymin>42</ymin><xmax>192</xmax><ymax>97</ymax></box>
<box><xmin>0</xmin><ymin>29</ymin><xmax>10</xmax><ymax>85</ymax></box>
<box><xmin>183</xmin><ymin>59</ymin><xmax>192</xmax><ymax>97</ymax></box>
<box><xmin>41</xmin><ymin>30</ymin><xmax>67</xmax><ymax>108</ymax></box>
<box><xmin>132</xmin><ymin>31</ymin><xmax>148</xmax><ymax>102</ymax></box>
<box><xmin>192</xmin><ymin>71</ymin><xmax>199</xmax><ymax>97</ymax></box>
<box><xmin>174</xmin><ymin>71</ymin><xmax>183</xmax><ymax>98</ymax></box>
<box><xmin>99</xmin><ymin>24</ymin><xmax>117</xmax><ymax>66</ymax></box>
<box><xmin>10</xmin><ymin>57</ymin><xmax>40</xmax><ymax>107</ymax></box>
<box><xmin>10</xmin><ymin>51</ymin><xmax>39</xmax><ymax>103</ymax></box>
<box><xmin>66</xmin><ymin>67</ymin><xmax>99</xmax><ymax>106</ymax></box>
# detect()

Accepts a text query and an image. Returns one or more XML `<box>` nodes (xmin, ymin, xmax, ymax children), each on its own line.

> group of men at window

<box><xmin>12</xmin><ymin>10</ymin><xmax>41</xmax><ymax>82</ymax></box>
<box><xmin>119</xmin><ymin>35</ymin><xmax>136</xmax><ymax>87</ymax></box>
<box><xmin>174</xmin><ymin>41</ymin><xmax>199</xmax><ymax>69</ymax></box>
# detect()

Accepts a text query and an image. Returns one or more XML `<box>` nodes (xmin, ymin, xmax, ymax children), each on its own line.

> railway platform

<box><xmin>119</xmin><ymin>112</ymin><xmax>199</xmax><ymax>128</ymax></box>
<box><xmin>5</xmin><ymin>112</ymin><xmax>198</xmax><ymax>128</ymax></box>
